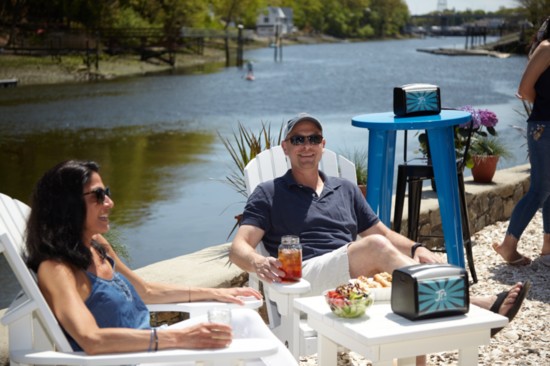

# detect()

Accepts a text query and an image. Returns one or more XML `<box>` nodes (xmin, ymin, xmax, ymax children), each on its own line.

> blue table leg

<box><xmin>426</xmin><ymin>127</ymin><xmax>465</xmax><ymax>268</ymax></box>
<box><xmin>366</xmin><ymin>130</ymin><xmax>396</xmax><ymax>226</ymax></box>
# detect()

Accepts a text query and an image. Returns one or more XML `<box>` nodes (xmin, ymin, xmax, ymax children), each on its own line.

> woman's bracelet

<box><xmin>411</xmin><ymin>242</ymin><xmax>425</xmax><ymax>258</ymax></box>
<box><xmin>147</xmin><ymin>328</ymin><xmax>154</xmax><ymax>352</ymax></box>
<box><xmin>153</xmin><ymin>328</ymin><xmax>158</xmax><ymax>352</ymax></box>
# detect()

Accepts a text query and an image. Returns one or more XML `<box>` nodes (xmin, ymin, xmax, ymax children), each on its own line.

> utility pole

<box><xmin>237</xmin><ymin>24</ymin><xmax>244</xmax><ymax>68</ymax></box>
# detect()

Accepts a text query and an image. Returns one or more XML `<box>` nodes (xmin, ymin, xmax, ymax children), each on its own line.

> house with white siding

<box><xmin>256</xmin><ymin>7</ymin><xmax>293</xmax><ymax>37</ymax></box>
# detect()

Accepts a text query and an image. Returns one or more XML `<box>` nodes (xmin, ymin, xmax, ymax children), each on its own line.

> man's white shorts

<box><xmin>302</xmin><ymin>244</ymin><xmax>351</xmax><ymax>295</ymax></box>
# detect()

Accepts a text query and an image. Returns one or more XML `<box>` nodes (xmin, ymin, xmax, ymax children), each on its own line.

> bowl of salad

<box><xmin>324</xmin><ymin>283</ymin><xmax>374</xmax><ymax>318</ymax></box>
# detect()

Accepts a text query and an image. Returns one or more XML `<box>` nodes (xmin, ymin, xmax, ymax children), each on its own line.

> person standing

<box><xmin>493</xmin><ymin>16</ymin><xmax>550</xmax><ymax>266</ymax></box>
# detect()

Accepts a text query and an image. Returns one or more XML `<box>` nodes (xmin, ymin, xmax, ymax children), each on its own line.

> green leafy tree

<box><xmin>323</xmin><ymin>0</ymin><xmax>373</xmax><ymax>38</ymax></box>
<box><xmin>210</xmin><ymin>0</ymin><xmax>266</xmax><ymax>29</ymax></box>
<box><xmin>292</xmin><ymin>0</ymin><xmax>324</xmax><ymax>33</ymax></box>
<box><xmin>369</xmin><ymin>0</ymin><xmax>409</xmax><ymax>37</ymax></box>
<box><xmin>516</xmin><ymin>0</ymin><xmax>550</xmax><ymax>26</ymax></box>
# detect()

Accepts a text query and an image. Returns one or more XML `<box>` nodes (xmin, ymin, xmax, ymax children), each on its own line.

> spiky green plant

<box><xmin>470</xmin><ymin>136</ymin><xmax>512</xmax><ymax>159</ymax></box>
<box><xmin>218</xmin><ymin>121</ymin><xmax>284</xmax><ymax>197</ymax></box>
<box><xmin>218</xmin><ymin>121</ymin><xmax>284</xmax><ymax>239</ymax></box>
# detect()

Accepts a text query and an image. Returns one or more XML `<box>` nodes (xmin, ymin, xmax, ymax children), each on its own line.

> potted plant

<box><xmin>469</xmin><ymin>135</ymin><xmax>512</xmax><ymax>183</ymax></box>
<box><xmin>417</xmin><ymin>106</ymin><xmax>501</xmax><ymax>166</ymax></box>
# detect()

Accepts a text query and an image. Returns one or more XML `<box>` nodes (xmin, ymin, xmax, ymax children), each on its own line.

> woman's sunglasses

<box><xmin>82</xmin><ymin>187</ymin><xmax>111</xmax><ymax>204</ymax></box>
<box><xmin>286</xmin><ymin>134</ymin><xmax>323</xmax><ymax>146</ymax></box>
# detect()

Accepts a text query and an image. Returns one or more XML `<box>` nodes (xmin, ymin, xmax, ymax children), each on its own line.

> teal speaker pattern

<box><xmin>418</xmin><ymin>278</ymin><xmax>467</xmax><ymax>316</ymax></box>
<box><xmin>406</xmin><ymin>90</ymin><xmax>440</xmax><ymax>114</ymax></box>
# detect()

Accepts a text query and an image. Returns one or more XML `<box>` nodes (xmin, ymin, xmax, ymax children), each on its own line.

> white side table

<box><xmin>295</xmin><ymin>296</ymin><xmax>508</xmax><ymax>366</ymax></box>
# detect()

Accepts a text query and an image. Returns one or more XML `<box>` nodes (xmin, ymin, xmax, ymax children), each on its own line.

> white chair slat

<box><xmin>319</xmin><ymin>149</ymin><xmax>338</xmax><ymax>176</ymax></box>
<box><xmin>0</xmin><ymin>232</ymin><xmax>74</xmax><ymax>352</ymax></box>
<box><xmin>244</xmin><ymin>158</ymin><xmax>261</xmax><ymax>196</ymax></box>
<box><xmin>270</xmin><ymin>145</ymin><xmax>290</xmax><ymax>177</ymax></box>
<box><xmin>256</xmin><ymin>150</ymin><xmax>277</xmax><ymax>183</ymax></box>
<box><xmin>338</xmin><ymin>154</ymin><xmax>358</xmax><ymax>184</ymax></box>
<box><xmin>0</xmin><ymin>193</ymin><xmax>26</xmax><ymax>249</ymax></box>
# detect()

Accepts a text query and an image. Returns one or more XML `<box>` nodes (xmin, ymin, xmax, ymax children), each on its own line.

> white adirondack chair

<box><xmin>0</xmin><ymin>192</ymin><xmax>284</xmax><ymax>366</ymax></box>
<box><xmin>243</xmin><ymin>145</ymin><xmax>357</xmax><ymax>358</ymax></box>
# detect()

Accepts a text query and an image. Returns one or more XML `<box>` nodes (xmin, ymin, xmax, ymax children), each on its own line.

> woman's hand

<box><xmin>212</xmin><ymin>287</ymin><xmax>263</xmax><ymax>305</ymax></box>
<box><xmin>175</xmin><ymin>322</ymin><xmax>232</xmax><ymax>349</ymax></box>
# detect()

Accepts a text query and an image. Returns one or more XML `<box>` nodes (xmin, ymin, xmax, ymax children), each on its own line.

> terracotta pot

<box><xmin>358</xmin><ymin>184</ymin><xmax>366</xmax><ymax>197</ymax></box>
<box><xmin>471</xmin><ymin>155</ymin><xmax>499</xmax><ymax>183</ymax></box>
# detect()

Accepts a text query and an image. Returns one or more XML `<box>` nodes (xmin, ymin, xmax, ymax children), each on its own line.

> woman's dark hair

<box><xmin>25</xmin><ymin>160</ymin><xmax>101</xmax><ymax>272</ymax></box>
<box><xmin>529</xmin><ymin>16</ymin><xmax>550</xmax><ymax>57</ymax></box>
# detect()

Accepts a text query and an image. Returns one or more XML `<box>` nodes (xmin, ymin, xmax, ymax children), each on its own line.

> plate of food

<box><xmin>351</xmin><ymin>272</ymin><xmax>393</xmax><ymax>302</ymax></box>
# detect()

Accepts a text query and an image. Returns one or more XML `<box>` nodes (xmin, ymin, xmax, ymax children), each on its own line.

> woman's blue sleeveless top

<box><xmin>66</xmin><ymin>257</ymin><xmax>150</xmax><ymax>351</ymax></box>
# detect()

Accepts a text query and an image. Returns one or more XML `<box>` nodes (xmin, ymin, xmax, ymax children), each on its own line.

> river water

<box><xmin>0</xmin><ymin>36</ymin><xmax>529</xmax><ymax>307</ymax></box>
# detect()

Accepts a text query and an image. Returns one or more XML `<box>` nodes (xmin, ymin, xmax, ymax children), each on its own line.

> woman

<box><xmin>493</xmin><ymin>16</ymin><xmax>550</xmax><ymax>266</ymax></box>
<box><xmin>25</xmin><ymin>160</ymin><xmax>295</xmax><ymax>364</ymax></box>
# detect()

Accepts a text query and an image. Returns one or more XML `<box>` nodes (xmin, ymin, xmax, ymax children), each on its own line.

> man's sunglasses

<box><xmin>82</xmin><ymin>187</ymin><xmax>111</xmax><ymax>204</ymax></box>
<box><xmin>286</xmin><ymin>134</ymin><xmax>323</xmax><ymax>146</ymax></box>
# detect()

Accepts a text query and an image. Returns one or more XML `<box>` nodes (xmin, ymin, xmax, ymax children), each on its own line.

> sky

<box><xmin>405</xmin><ymin>0</ymin><xmax>519</xmax><ymax>15</ymax></box>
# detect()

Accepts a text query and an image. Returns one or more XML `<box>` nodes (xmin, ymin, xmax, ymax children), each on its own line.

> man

<box><xmin>230</xmin><ymin>112</ymin><xmax>528</xmax><ymax>331</ymax></box>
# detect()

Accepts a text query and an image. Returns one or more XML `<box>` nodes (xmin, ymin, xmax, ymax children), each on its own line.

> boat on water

<box><xmin>417</xmin><ymin>48</ymin><xmax>511</xmax><ymax>59</ymax></box>
<box><xmin>0</xmin><ymin>78</ymin><xmax>18</xmax><ymax>88</ymax></box>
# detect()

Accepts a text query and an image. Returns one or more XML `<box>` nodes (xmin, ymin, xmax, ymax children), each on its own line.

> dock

<box><xmin>0</xmin><ymin>79</ymin><xmax>18</xmax><ymax>88</ymax></box>
<box><xmin>417</xmin><ymin>48</ymin><xmax>511</xmax><ymax>59</ymax></box>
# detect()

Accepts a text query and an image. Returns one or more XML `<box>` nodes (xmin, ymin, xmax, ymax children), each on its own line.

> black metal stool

<box><xmin>392</xmin><ymin>128</ymin><xmax>478</xmax><ymax>284</ymax></box>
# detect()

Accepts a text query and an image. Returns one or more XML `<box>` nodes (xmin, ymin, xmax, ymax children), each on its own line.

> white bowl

<box><xmin>370</xmin><ymin>287</ymin><xmax>392</xmax><ymax>302</ymax></box>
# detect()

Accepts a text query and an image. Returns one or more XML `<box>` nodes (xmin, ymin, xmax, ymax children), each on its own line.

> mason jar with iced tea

<box><xmin>278</xmin><ymin>235</ymin><xmax>302</xmax><ymax>282</ymax></box>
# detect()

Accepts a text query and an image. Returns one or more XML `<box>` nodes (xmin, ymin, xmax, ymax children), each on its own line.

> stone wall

<box><xmin>395</xmin><ymin>164</ymin><xmax>530</xmax><ymax>249</ymax></box>
<box><xmin>0</xmin><ymin>164</ymin><xmax>531</xmax><ymax>365</ymax></box>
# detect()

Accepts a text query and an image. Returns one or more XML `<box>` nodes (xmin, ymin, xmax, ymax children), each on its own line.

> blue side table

<box><xmin>351</xmin><ymin>110</ymin><xmax>472</xmax><ymax>268</ymax></box>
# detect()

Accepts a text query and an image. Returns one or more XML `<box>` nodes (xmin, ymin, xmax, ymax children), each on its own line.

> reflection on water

<box><xmin>0</xmin><ymin>127</ymin><xmax>215</xmax><ymax>307</ymax></box>
<box><xmin>0</xmin><ymin>126</ymin><xmax>215</xmax><ymax>227</ymax></box>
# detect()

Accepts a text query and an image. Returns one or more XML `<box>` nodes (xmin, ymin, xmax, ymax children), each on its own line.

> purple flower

<box><xmin>477</xmin><ymin>109</ymin><xmax>498</xmax><ymax>127</ymax></box>
<box><xmin>458</xmin><ymin>106</ymin><xmax>499</xmax><ymax>130</ymax></box>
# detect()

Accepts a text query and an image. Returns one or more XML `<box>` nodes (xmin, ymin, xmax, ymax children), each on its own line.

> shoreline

<box><xmin>0</xmin><ymin>50</ymin><xmax>229</xmax><ymax>87</ymax></box>
<box><xmin>0</xmin><ymin>33</ymin><xmax>516</xmax><ymax>88</ymax></box>
<box><xmin>0</xmin><ymin>34</ymin><xmax>340</xmax><ymax>87</ymax></box>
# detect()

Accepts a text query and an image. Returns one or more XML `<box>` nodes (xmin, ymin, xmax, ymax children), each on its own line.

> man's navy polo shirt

<box><xmin>241</xmin><ymin>170</ymin><xmax>379</xmax><ymax>261</ymax></box>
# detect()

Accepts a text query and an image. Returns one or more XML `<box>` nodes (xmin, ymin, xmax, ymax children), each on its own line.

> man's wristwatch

<box><xmin>411</xmin><ymin>242</ymin><xmax>425</xmax><ymax>258</ymax></box>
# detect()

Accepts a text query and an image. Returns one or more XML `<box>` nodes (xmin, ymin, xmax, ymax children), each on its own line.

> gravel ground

<box><xmin>299</xmin><ymin>212</ymin><xmax>550</xmax><ymax>366</ymax></box>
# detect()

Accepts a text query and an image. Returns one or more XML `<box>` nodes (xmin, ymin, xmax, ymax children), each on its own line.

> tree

<box><xmin>291</xmin><ymin>0</ymin><xmax>324</xmax><ymax>33</ymax></box>
<box><xmin>516</xmin><ymin>0</ymin><xmax>550</xmax><ymax>26</ymax></box>
<box><xmin>322</xmin><ymin>0</ymin><xmax>372</xmax><ymax>38</ymax></box>
<box><xmin>210</xmin><ymin>0</ymin><xmax>265</xmax><ymax>30</ymax></box>
<box><xmin>368</xmin><ymin>0</ymin><xmax>409</xmax><ymax>37</ymax></box>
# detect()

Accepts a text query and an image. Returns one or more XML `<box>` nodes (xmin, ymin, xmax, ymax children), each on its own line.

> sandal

<box><xmin>490</xmin><ymin>280</ymin><xmax>531</xmax><ymax>337</ymax></box>
<box><xmin>492</xmin><ymin>243</ymin><xmax>532</xmax><ymax>266</ymax></box>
